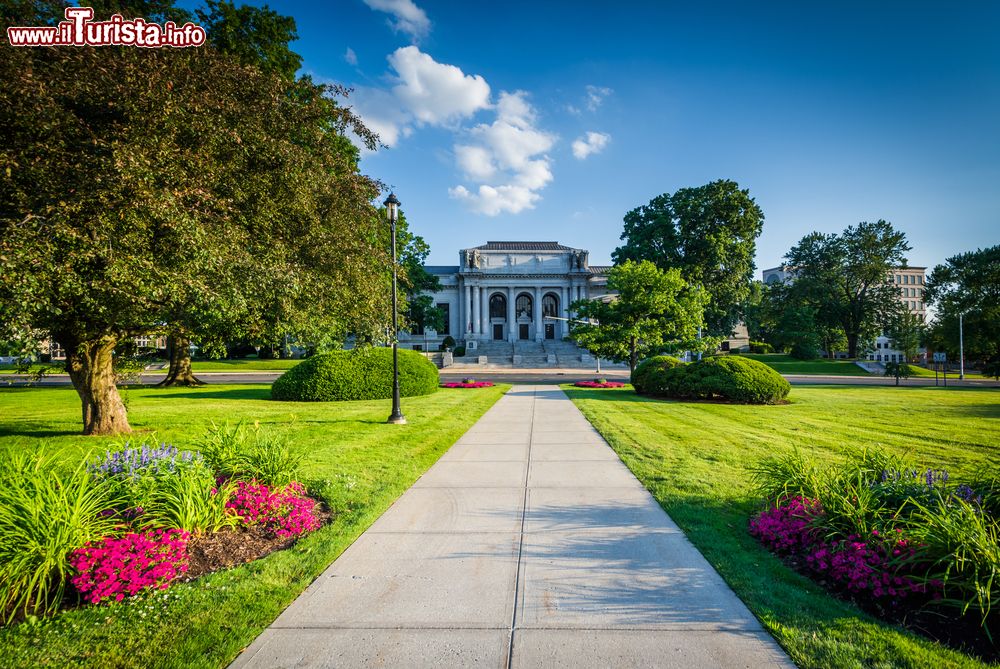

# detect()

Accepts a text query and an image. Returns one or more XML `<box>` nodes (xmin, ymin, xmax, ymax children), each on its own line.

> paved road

<box><xmin>4</xmin><ymin>369</ymin><xmax>997</xmax><ymax>388</ymax></box>
<box><xmin>229</xmin><ymin>386</ymin><xmax>791</xmax><ymax>668</ymax></box>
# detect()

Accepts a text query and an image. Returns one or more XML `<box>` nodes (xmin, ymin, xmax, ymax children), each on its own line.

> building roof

<box><xmin>470</xmin><ymin>241</ymin><xmax>575</xmax><ymax>251</ymax></box>
<box><xmin>589</xmin><ymin>265</ymin><xmax>612</xmax><ymax>275</ymax></box>
<box><xmin>423</xmin><ymin>265</ymin><xmax>460</xmax><ymax>274</ymax></box>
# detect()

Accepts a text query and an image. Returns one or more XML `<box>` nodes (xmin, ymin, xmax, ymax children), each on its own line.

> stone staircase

<box><xmin>449</xmin><ymin>338</ymin><xmax>626</xmax><ymax>369</ymax></box>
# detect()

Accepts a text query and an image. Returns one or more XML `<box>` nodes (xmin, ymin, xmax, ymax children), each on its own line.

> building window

<box><xmin>436</xmin><ymin>303</ymin><xmax>450</xmax><ymax>335</ymax></box>
<box><xmin>489</xmin><ymin>293</ymin><xmax>506</xmax><ymax>319</ymax></box>
<box><xmin>515</xmin><ymin>293</ymin><xmax>533</xmax><ymax>319</ymax></box>
<box><xmin>542</xmin><ymin>293</ymin><xmax>559</xmax><ymax>318</ymax></box>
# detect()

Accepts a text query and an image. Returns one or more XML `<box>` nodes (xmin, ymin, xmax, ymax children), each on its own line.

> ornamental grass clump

<box><xmin>90</xmin><ymin>442</ymin><xmax>235</xmax><ymax>535</ymax></box>
<box><xmin>227</xmin><ymin>481</ymin><xmax>321</xmax><ymax>539</ymax></box>
<box><xmin>198</xmin><ymin>422</ymin><xmax>303</xmax><ymax>487</ymax></box>
<box><xmin>0</xmin><ymin>453</ymin><xmax>122</xmax><ymax>622</ymax></box>
<box><xmin>749</xmin><ymin>447</ymin><xmax>999</xmax><ymax>638</ymax></box>
<box><xmin>68</xmin><ymin>529</ymin><xmax>190</xmax><ymax>605</ymax></box>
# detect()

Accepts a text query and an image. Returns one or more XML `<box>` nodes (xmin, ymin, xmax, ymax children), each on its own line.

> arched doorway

<box><xmin>542</xmin><ymin>293</ymin><xmax>559</xmax><ymax>339</ymax></box>
<box><xmin>489</xmin><ymin>293</ymin><xmax>507</xmax><ymax>341</ymax></box>
<box><xmin>515</xmin><ymin>293</ymin><xmax>533</xmax><ymax>340</ymax></box>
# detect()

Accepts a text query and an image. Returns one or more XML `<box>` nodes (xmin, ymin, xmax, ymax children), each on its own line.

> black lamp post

<box><xmin>385</xmin><ymin>193</ymin><xmax>406</xmax><ymax>425</ymax></box>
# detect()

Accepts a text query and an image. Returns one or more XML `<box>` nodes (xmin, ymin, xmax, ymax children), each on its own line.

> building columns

<box><xmin>507</xmin><ymin>286</ymin><xmax>516</xmax><ymax>343</ymax></box>
<box><xmin>561</xmin><ymin>285</ymin><xmax>570</xmax><ymax>338</ymax></box>
<box><xmin>533</xmin><ymin>286</ymin><xmax>543</xmax><ymax>341</ymax></box>
<box><xmin>480</xmin><ymin>286</ymin><xmax>488</xmax><ymax>336</ymax></box>
<box><xmin>464</xmin><ymin>284</ymin><xmax>472</xmax><ymax>337</ymax></box>
<box><xmin>471</xmin><ymin>284</ymin><xmax>480</xmax><ymax>338</ymax></box>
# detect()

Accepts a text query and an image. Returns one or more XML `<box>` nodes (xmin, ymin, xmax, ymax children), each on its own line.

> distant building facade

<box><xmin>401</xmin><ymin>241</ymin><xmax>609</xmax><ymax>350</ymax></box>
<box><xmin>759</xmin><ymin>264</ymin><xmax>928</xmax><ymax>362</ymax></box>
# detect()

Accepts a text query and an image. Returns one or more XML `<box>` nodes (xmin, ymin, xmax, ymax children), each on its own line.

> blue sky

<box><xmin>206</xmin><ymin>1</ymin><xmax>999</xmax><ymax>270</ymax></box>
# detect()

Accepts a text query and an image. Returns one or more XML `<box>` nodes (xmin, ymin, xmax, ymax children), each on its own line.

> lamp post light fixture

<box><xmin>384</xmin><ymin>193</ymin><xmax>406</xmax><ymax>425</ymax></box>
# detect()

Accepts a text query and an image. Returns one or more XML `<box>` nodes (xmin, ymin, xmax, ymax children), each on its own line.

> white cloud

<box><xmin>450</xmin><ymin>91</ymin><xmax>556</xmax><ymax>216</ymax></box>
<box><xmin>571</xmin><ymin>131</ymin><xmax>610</xmax><ymax>160</ymax></box>
<box><xmin>388</xmin><ymin>46</ymin><xmax>491</xmax><ymax>126</ymax></box>
<box><xmin>455</xmin><ymin>145</ymin><xmax>497</xmax><ymax>181</ymax></box>
<box><xmin>585</xmin><ymin>84</ymin><xmax>612</xmax><ymax>111</ymax></box>
<box><xmin>449</xmin><ymin>184</ymin><xmax>541</xmax><ymax>216</ymax></box>
<box><xmin>361</xmin><ymin>0</ymin><xmax>430</xmax><ymax>41</ymax></box>
<box><xmin>344</xmin><ymin>47</ymin><xmax>357</xmax><ymax>65</ymax></box>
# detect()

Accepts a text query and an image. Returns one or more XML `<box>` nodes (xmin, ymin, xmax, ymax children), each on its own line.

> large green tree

<box><xmin>612</xmin><ymin>180</ymin><xmax>764</xmax><ymax>336</ymax></box>
<box><xmin>924</xmin><ymin>245</ymin><xmax>1000</xmax><ymax>371</ymax></box>
<box><xmin>0</xmin><ymin>42</ymin><xmax>388</xmax><ymax>433</ymax></box>
<box><xmin>568</xmin><ymin>260</ymin><xmax>707</xmax><ymax>376</ymax></box>
<box><xmin>196</xmin><ymin>0</ymin><xmax>301</xmax><ymax>80</ymax></box>
<box><xmin>782</xmin><ymin>221</ymin><xmax>909</xmax><ymax>358</ymax></box>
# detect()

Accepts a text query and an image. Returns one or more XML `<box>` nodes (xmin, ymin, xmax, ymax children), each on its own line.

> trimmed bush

<box><xmin>646</xmin><ymin>355</ymin><xmax>790</xmax><ymax>404</ymax></box>
<box><xmin>631</xmin><ymin>355</ymin><xmax>683</xmax><ymax>394</ymax></box>
<box><xmin>271</xmin><ymin>348</ymin><xmax>439</xmax><ymax>402</ymax></box>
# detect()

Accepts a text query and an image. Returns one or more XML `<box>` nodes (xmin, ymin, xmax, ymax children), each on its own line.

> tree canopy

<box><xmin>0</xmin><ymin>38</ymin><xmax>386</xmax><ymax>433</ymax></box>
<box><xmin>568</xmin><ymin>260</ymin><xmax>707</xmax><ymax>375</ymax></box>
<box><xmin>924</xmin><ymin>245</ymin><xmax>1000</xmax><ymax>370</ymax></box>
<box><xmin>612</xmin><ymin>180</ymin><xmax>764</xmax><ymax>337</ymax></box>
<box><xmin>780</xmin><ymin>220</ymin><xmax>910</xmax><ymax>358</ymax></box>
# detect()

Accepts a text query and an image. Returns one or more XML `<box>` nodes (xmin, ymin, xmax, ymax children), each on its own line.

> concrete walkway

<box><xmin>230</xmin><ymin>386</ymin><xmax>792</xmax><ymax>668</ymax></box>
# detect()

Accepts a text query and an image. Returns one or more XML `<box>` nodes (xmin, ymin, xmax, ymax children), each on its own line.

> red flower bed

<box><xmin>573</xmin><ymin>380</ymin><xmax>625</xmax><ymax>388</ymax></box>
<box><xmin>441</xmin><ymin>381</ymin><xmax>494</xmax><ymax>388</ymax></box>
<box><xmin>749</xmin><ymin>496</ymin><xmax>935</xmax><ymax>604</ymax></box>
<box><xmin>69</xmin><ymin>529</ymin><xmax>190</xmax><ymax>604</ymax></box>
<box><xmin>226</xmin><ymin>481</ymin><xmax>322</xmax><ymax>538</ymax></box>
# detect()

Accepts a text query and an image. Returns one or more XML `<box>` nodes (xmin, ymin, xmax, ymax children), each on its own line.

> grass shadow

<box><xmin>141</xmin><ymin>388</ymin><xmax>272</xmax><ymax>401</ymax></box>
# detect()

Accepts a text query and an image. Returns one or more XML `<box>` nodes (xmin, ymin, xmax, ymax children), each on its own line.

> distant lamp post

<box><xmin>384</xmin><ymin>193</ymin><xmax>406</xmax><ymax>425</ymax></box>
<box><xmin>959</xmin><ymin>311</ymin><xmax>965</xmax><ymax>380</ymax></box>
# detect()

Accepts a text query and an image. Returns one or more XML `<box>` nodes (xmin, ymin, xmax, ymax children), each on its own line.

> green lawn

<box><xmin>741</xmin><ymin>353</ymin><xmax>870</xmax><ymax>376</ymax></box>
<box><xmin>0</xmin><ymin>383</ymin><xmax>507</xmax><ymax>668</ymax></box>
<box><xmin>566</xmin><ymin>384</ymin><xmax>1000</xmax><ymax>669</ymax></box>
<box><xmin>906</xmin><ymin>365</ymin><xmax>987</xmax><ymax>380</ymax></box>
<box><xmin>0</xmin><ymin>359</ymin><xmax>302</xmax><ymax>374</ymax></box>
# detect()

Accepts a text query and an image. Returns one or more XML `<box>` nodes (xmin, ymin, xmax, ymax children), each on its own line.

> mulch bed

<box><xmin>184</xmin><ymin>506</ymin><xmax>332</xmax><ymax>580</ymax></box>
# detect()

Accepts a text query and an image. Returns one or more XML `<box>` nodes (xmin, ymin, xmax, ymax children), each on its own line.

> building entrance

<box><xmin>545</xmin><ymin>323</ymin><xmax>555</xmax><ymax>340</ymax></box>
<box><xmin>519</xmin><ymin>324</ymin><xmax>529</xmax><ymax>340</ymax></box>
<box><xmin>493</xmin><ymin>324</ymin><xmax>504</xmax><ymax>341</ymax></box>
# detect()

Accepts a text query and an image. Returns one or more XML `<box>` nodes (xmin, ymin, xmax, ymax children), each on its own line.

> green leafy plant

<box><xmin>271</xmin><ymin>347</ymin><xmax>439</xmax><ymax>402</ymax></box>
<box><xmin>631</xmin><ymin>355</ymin><xmax>683</xmax><ymax>394</ymax></box>
<box><xmin>198</xmin><ymin>422</ymin><xmax>302</xmax><ymax>487</ymax></box>
<box><xmin>646</xmin><ymin>355</ymin><xmax>790</xmax><ymax>404</ymax></box>
<box><xmin>139</xmin><ymin>465</ymin><xmax>236</xmax><ymax>535</ymax></box>
<box><xmin>0</xmin><ymin>453</ymin><xmax>121</xmax><ymax>622</ymax></box>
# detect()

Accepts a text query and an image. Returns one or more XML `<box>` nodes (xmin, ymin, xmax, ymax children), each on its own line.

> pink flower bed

<box><xmin>573</xmin><ymin>381</ymin><xmax>625</xmax><ymax>388</ymax></box>
<box><xmin>69</xmin><ymin>529</ymin><xmax>190</xmax><ymax>604</ymax></box>
<box><xmin>441</xmin><ymin>381</ymin><xmax>494</xmax><ymax>388</ymax></box>
<box><xmin>749</xmin><ymin>496</ymin><xmax>935</xmax><ymax>603</ymax></box>
<box><xmin>226</xmin><ymin>481</ymin><xmax>321</xmax><ymax>538</ymax></box>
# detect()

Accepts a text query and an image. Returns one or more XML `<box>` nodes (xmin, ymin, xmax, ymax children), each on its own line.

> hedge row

<box><xmin>271</xmin><ymin>348</ymin><xmax>439</xmax><ymax>401</ymax></box>
<box><xmin>633</xmin><ymin>355</ymin><xmax>790</xmax><ymax>404</ymax></box>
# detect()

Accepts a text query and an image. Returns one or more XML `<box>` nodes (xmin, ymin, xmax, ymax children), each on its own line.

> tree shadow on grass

<box><xmin>0</xmin><ymin>426</ymin><xmax>81</xmax><ymax>438</ymax></box>
<box><xmin>141</xmin><ymin>388</ymin><xmax>272</xmax><ymax>401</ymax></box>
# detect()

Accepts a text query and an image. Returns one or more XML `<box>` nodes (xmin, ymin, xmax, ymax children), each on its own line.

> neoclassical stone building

<box><xmin>401</xmin><ymin>241</ymin><xmax>610</xmax><ymax>350</ymax></box>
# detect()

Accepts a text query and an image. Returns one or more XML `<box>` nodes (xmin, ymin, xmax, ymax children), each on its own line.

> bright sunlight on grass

<box><xmin>566</xmin><ymin>383</ymin><xmax>1000</xmax><ymax>669</ymax></box>
<box><xmin>0</xmin><ymin>383</ymin><xmax>506</xmax><ymax>668</ymax></box>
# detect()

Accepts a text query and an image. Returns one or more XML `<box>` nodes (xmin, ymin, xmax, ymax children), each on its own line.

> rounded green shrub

<box><xmin>631</xmin><ymin>355</ymin><xmax>684</xmax><ymax>394</ymax></box>
<box><xmin>271</xmin><ymin>348</ymin><xmax>439</xmax><ymax>401</ymax></box>
<box><xmin>647</xmin><ymin>355</ymin><xmax>790</xmax><ymax>404</ymax></box>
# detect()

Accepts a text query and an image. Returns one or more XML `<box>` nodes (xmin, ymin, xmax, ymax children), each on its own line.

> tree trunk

<box><xmin>847</xmin><ymin>332</ymin><xmax>859</xmax><ymax>359</ymax></box>
<box><xmin>159</xmin><ymin>334</ymin><xmax>203</xmax><ymax>387</ymax></box>
<box><xmin>64</xmin><ymin>335</ymin><xmax>132</xmax><ymax>436</ymax></box>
